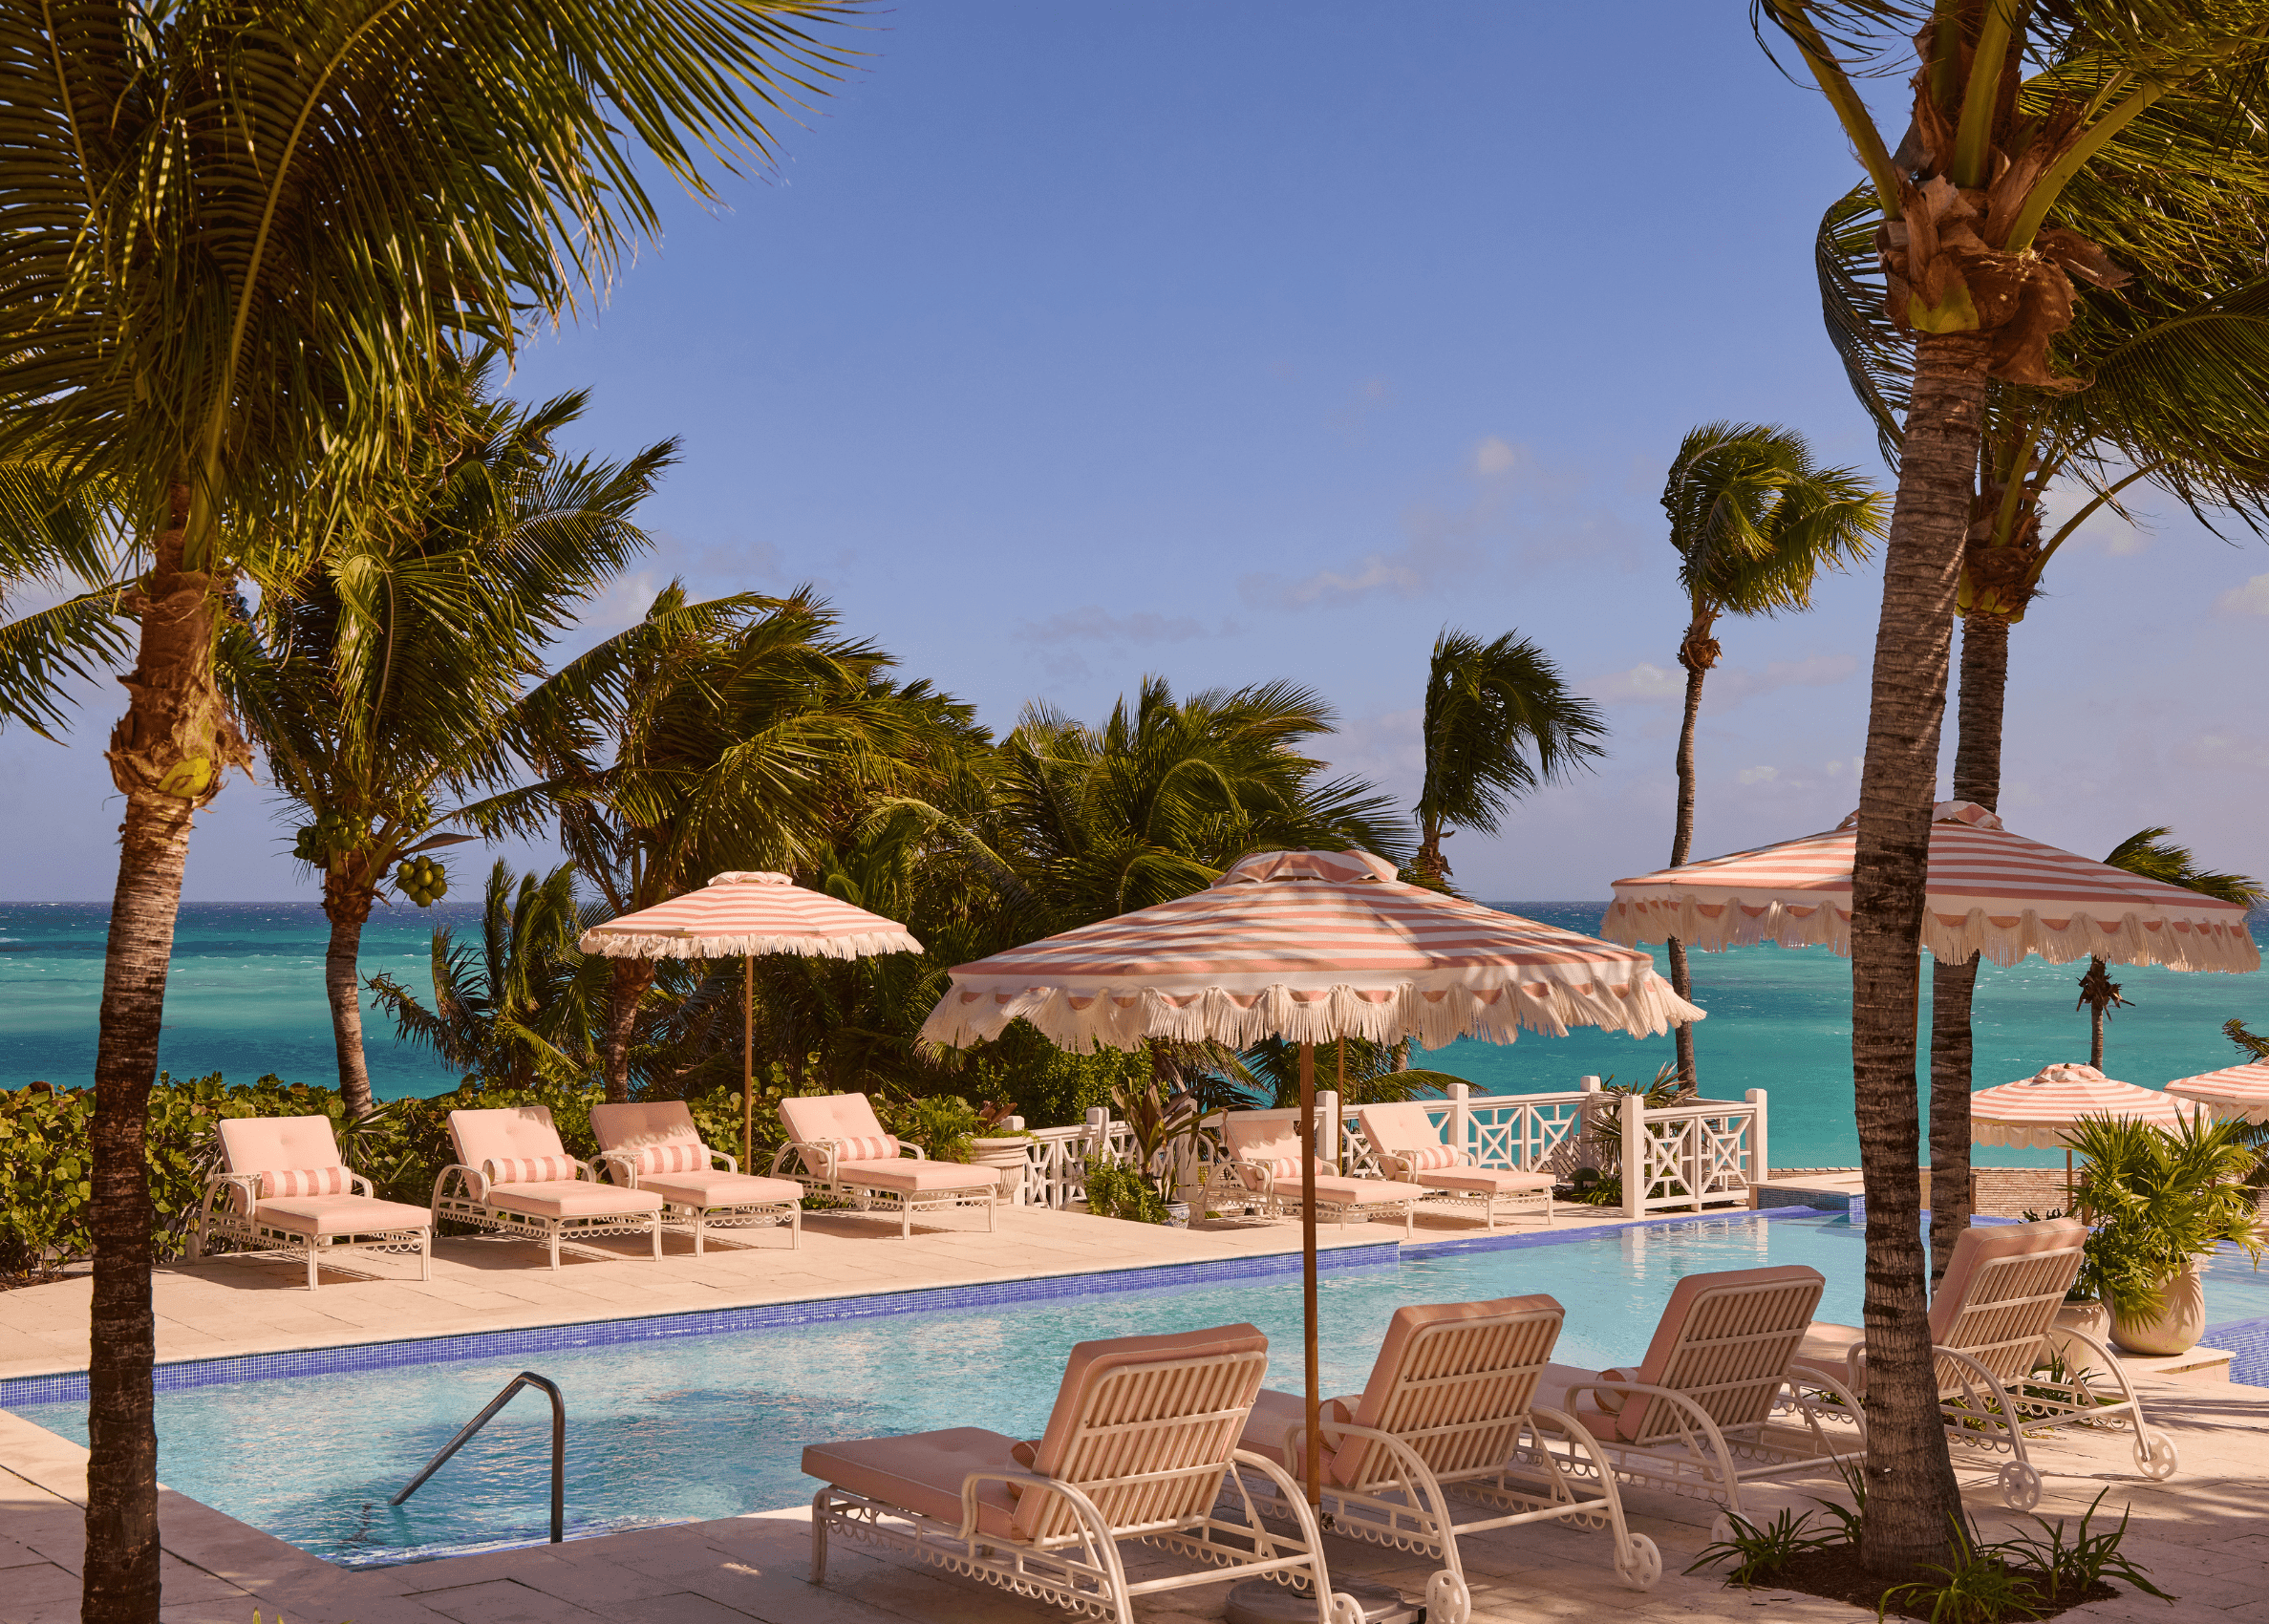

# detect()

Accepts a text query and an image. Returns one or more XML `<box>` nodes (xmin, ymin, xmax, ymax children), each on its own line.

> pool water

<box><xmin>13</xmin><ymin>1214</ymin><xmax>2266</xmax><ymax>1567</ymax></box>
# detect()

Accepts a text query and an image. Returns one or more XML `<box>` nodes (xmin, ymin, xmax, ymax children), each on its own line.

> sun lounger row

<box><xmin>1198</xmin><ymin>1101</ymin><xmax>1557</xmax><ymax>1231</ymax></box>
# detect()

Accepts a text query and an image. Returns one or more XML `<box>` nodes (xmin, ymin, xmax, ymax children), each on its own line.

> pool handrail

<box><xmin>391</xmin><ymin>1370</ymin><xmax>564</xmax><ymax>1544</ymax></box>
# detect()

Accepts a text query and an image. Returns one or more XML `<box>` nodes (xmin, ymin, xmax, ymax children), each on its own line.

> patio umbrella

<box><xmin>1601</xmin><ymin>801</ymin><xmax>2258</xmax><ymax>972</ymax></box>
<box><xmin>579</xmin><ymin>872</ymin><xmax>922</xmax><ymax>1166</ymax></box>
<box><xmin>1971</xmin><ymin>1061</ymin><xmax>2203</xmax><ymax>1194</ymax></box>
<box><xmin>2165</xmin><ymin>1060</ymin><xmax>2269</xmax><ymax>1125</ymax></box>
<box><xmin>919</xmin><ymin>846</ymin><xmax>1702</xmax><ymax>1507</ymax></box>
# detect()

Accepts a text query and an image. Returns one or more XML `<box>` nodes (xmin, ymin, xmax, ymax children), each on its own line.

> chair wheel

<box><xmin>1425</xmin><ymin>1568</ymin><xmax>1472</xmax><ymax>1624</ymax></box>
<box><xmin>1616</xmin><ymin>1532</ymin><xmax>1662</xmax><ymax>1591</ymax></box>
<box><xmin>1999</xmin><ymin>1460</ymin><xmax>2042</xmax><ymax>1510</ymax></box>
<box><xmin>2138</xmin><ymin>1432</ymin><xmax>2179</xmax><ymax>1480</ymax></box>
<box><xmin>1709</xmin><ymin>1513</ymin><xmax>1736</xmax><ymax>1547</ymax></box>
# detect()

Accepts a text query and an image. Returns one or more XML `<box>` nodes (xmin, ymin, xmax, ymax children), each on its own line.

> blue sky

<box><xmin>5</xmin><ymin>1</ymin><xmax>2265</xmax><ymax>903</ymax></box>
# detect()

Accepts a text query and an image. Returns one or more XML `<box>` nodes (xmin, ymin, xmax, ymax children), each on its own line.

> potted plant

<box><xmin>2066</xmin><ymin>1114</ymin><xmax>2264</xmax><ymax>1357</ymax></box>
<box><xmin>967</xmin><ymin>1099</ymin><xmax>1036</xmax><ymax>1205</ymax></box>
<box><xmin>1094</xmin><ymin>1078</ymin><xmax>1205</xmax><ymax>1226</ymax></box>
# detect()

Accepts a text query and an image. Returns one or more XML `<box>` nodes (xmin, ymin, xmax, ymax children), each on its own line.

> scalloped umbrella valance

<box><xmin>1599</xmin><ymin>801</ymin><xmax>2258</xmax><ymax>973</ymax></box>
<box><xmin>917</xmin><ymin>846</ymin><xmax>1703</xmax><ymax>1053</ymax></box>
<box><xmin>1969</xmin><ymin>1062</ymin><xmax>2200</xmax><ymax>1150</ymax></box>
<box><xmin>2164</xmin><ymin>1060</ymin><xmax>2269</xmax><ymax>1125</ymax></box>
<box><xmin>580</xmin><ymin>872</ymin><xmax>922</xmax><ymax>1164</ymax></box>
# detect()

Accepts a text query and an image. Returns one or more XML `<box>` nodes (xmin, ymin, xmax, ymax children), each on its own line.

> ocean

<box><xmin>2</xmin><ymin>900</ymin><xmax>2263</xmax><ymax>1169</ymax></box>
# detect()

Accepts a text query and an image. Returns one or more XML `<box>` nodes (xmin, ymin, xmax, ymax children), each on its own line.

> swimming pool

<box><xmin>11</xmin><ymin>1212</ymin><xmax>2265</xmax><ymax>1567</ymax></box>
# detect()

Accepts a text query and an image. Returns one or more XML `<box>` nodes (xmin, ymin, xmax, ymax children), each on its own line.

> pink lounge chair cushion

<box><xmin>1357</xmin><ymin>1100</ymin><xmax>1460</xmax><ymax>1165</ymax></box>
<box><xmin>1302</xmin><ymin>1174</ymin><xmax>1428</xmax><ymax>1207</ymax></box>
<box><xmin>250</xmin><ymin>1193</ymin><xmax>432</xmax><ymax>1238</ymax></box>
<box><xmin>803</xmin><ymin>1427</ymin><xmax>1023</xmax><ymax>1539</ymax></box>
<box><xmin>637</xmin><ymin>1169</ymin><xmax>803</xmax><ymax>1208</ymax></box>
<box><xmin>777</xmin><ymin>1093</ymin><xmax>902</xmax><ymax>1174</ymax></box>
<box><xmin>1598</xmin><ymin>1264</ymin><xmax>1824</xmax><ymax>1442</ymax></box>
<box><xmin>1927</xmin><ymin>1218</ymin><xmax>2087</xmax><ymax>1344</ymax></box>
<box><xmin>217</xmin><ymin>1115</ymin><xmax>346</xmax><ymax>1176</ymax></box>
<box><xmin>1787</xmin><ymin>1323</ymin><xmax>1868</xmax><ymax>1391</ymax></box>
<box><xmin>1026</xmin><ymin>1323</ymin><xmax>1269</xmax><ymax>1486</ymax></box>
<box><xmin>1413</xmin><ymin>1166</ymin><xmax>1554</xmax><ymax>1196</ymax></box>
<box><xmin>488</xmin><ymin>1155</ymin><xmax>579</xmax><ymax>1186</ymax></box>
<box><xmin>1223</xmin><ymin>1117</ymin><xmax>1333</xmax><ymax>1188</ymax></box>
<box><xmin>589</xmin><ymin>1100</ymin><xmax>698</xmax><ymax>1152</ymax></box>
<box><xmin>832</xmin><ymin>1159</ymin><xmax>997</xmax><ymax>1195</ymax></box>
<box><xmin>448</xmin><ymin>1107</ymin><xmax>570</xmax><ymax>1173</ymax></box>
<box><xmin>1237</xmin><ymin>1387</ymin><xmax>1358</xmax><ymax>1474</ymax></box>
<box><xmin>1235</xmin><ymin>1157</ymin><xmax>1334</xmax><ymax>1192</ymax></box>
<box><xmin>482</xmin><ymin>1180</ymin><xmax>663</xmax><ymax>1220</ymax></box>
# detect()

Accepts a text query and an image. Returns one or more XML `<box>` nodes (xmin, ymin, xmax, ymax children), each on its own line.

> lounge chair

<box><xmin>190</xmin><ymin>1115</ymin><xmax>432</xmax><ymax>1290</ymax></box>
<box><xmin>1788</xmin><ymin>1218</ymin><xmax>2178</xmax><ymax>1509</ymax></box>
<box><xmin>1528</xmin><ymin>1265</ymin><xmax>1861</xmax><ymax>1536</ymax></box>
<box><xmin>590</xmin><ymin>1101</ymin><xmax>803</xmax><ymax>1254</ymax></box>
<box><xmin>1358</xmin><ymin>1100</ymin><xmax>1556</xmax><ymax>1229</ymax></box>
<box><xmin>769</xmin><ymin>1092</ymin><xmax>997</xmax><ymax>1238</ymax></box>
<box><xmin>1239</xmin><ymin>1295</ymin><xmax>1661</xmax><ymax>1622</ymax></box>
<box><xmin>805</xmin><ymin>1323</ymin><xmax>1364</xmax><ymax>1624</ymax></box>
<box><xmin>432</xmin><ymin>1106</ymin><xmax>664</xmax><ymax>1269</ymax></box>
<box><xmin>1198</xmin><ymin>1107</ymin><xmax>1428</xmax><ymax>1233</ymax></box>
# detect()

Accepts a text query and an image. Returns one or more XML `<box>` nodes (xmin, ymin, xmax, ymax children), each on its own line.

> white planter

<box><xmin>969</xmin><ymin>1137</ymin><xmax>1033</xmax><ymax>1205</ymax></box>
<box><xmin>2054</xmin><ymin>1300</ymin><xmax>2109</xmax><ymax>1343</ymax></box>
<box><xmin>2110</xmin><ymin>1260</ymin><xmax>2209</xmax><ymax>1357</ymax></box>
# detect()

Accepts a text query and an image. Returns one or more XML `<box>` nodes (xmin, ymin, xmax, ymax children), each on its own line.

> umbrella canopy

<box><xmin>2164</xmin><ymin>1060</ymin><xmax>2269</xmax><ymax>1125</ymax></box>
<box><xmin>918</xmin><ymin>846</ymin><xmax>1702</xmax><ymax>1052</ymax></box>
<box><xmin>1601</xmin><ymin>801</ymin><xmax>2258</xmax><ymax>972</ymax></box>
<box><xmin>1969</xmin><ymin>1062</ymin><xmax>2199</xmax><ymax>1149</ymax></box>
<box><xmin>577</xmin><ymin>871</ymin><xmax>922</xmax><ymax>959</ymax></box>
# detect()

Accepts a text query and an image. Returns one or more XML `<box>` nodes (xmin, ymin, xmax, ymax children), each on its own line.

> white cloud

<box><xmin>1240</xmin><ymin>538</ymin><xmax>1471</xmax><ymax>610</ymax></box>
<box><xmin>1736</xmin><ymin>765</ymin><xmax>1780</xmax><ymax>786</ymax></box>
<box><xmin>1584</xmin><ymin>662</ymin><xmax>1685</xmax><ymax>704</ymax></box>
<box><xmin>2215</xmin><ymin>572</ymin><xmax>2269</xmax><ymax>616</ymax></box>
<box><xmin>2173</xmin><ymin>731</ymin><xmax>2269</xmax><ymax>772</ymax></box>
<box><xmin>1580</xmin><ymin>653</ymin><xmax>1856</xmax><ymax>713</ymax></box>
<box><xmin>1019</xmin><ymin>606</ymin><xmax>1228</xmax><ymax>647</ymax></box>
<box><xmin>1473</xmin><ymin>436</ymin><xmax>1523</xmax><ymax>477</ymax></box>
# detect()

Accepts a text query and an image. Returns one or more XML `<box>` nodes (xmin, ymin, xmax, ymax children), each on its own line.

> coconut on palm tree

<box><xmin>229</xmin><ymin>366</ymin><xmax>674</xmax><ymax>1116</ymax></box>
<box><xmin>2076</xmin><ymin>831</ymin><xmax>2266</xmax><ymax>1065</ymax></box>
<box><xmin>0</xmin><ymin>5</ymin><xmax>861</xmax><ymax>1615</ymax></box>
<box><xmin>1753</xmin><ymin>0</ymin><xmax>2269</xmax><ymax>1575</ymax></box>
<box><xmin>1413</xmin><ymin>628</ymin><xmax>1605</xmax><ymax>888</ymax></box>
<box><xmin>1659</xmin><ymin>423</ymin><xmax>1885</xmax><ymax>1082</ymax></box>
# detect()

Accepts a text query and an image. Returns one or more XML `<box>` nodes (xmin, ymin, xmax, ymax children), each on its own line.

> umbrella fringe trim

<box><xmin>576</xmin><ymin>930</ymin><xmax>924</xmax><ymax>960</ymax></box>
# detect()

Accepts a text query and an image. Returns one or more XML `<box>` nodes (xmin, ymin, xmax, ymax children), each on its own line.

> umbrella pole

<box><xmin>743</xmin><ymin>955</ymin><xmax>755</xmax><ymax>1172</ymax></box>
<box><xmin>1299</xmin><ymin>1040</ymin><xmax>1320</xmax><ymax>1508</ymax></box>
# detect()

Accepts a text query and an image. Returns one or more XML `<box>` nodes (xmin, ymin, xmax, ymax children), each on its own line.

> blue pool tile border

<box><xmin>2203</xmin><ymin>1314</ymin><xmax>2269</xmax><ymax>1387</ymax></box>
<box><xmin>0</xmin><ymin>1238</ymin><xmax>1402</xmax><ymax>1410</ymax></box>
<box><xmin>1399</xmin><ymin>1202</ymin><xmax>1841</xmax><ymax>1261</ymax></box>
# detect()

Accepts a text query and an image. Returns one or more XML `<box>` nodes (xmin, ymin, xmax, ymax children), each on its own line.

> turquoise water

<box><xmin>14</xmin><ymin>1213</ymin><xmax>2266</xmax><ymax>1565</ymax></box>
<box><xmin>3</xmin><ymin>901</ymin><xmax>2264</xmax><ymax>1168</ymax></box>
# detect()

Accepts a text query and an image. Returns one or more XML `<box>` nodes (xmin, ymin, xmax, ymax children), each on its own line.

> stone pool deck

<box><xmin>4</xmin><ymin>1203</ymin><xmax>2265</xmax><ymax>1622</ymax></box>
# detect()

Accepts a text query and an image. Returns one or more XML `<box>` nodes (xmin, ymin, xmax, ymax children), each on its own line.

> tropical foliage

<box><xmin>1413</xmin><ymin>629</ymin><xmax>1605</xmax><ymax>887</ymax></box>
<box><xmin>2067</xmin><ymin>1114</ymin><xmax>2264</xmax><ymax>1319</ymax></box>
<box><xmin>2080</xmin><ymin>830</ymin><xmax>2265</xmax><ymax>1066</ymax></box>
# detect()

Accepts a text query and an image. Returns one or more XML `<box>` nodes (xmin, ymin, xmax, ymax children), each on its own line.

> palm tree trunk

<box><xmin>602</xmin><ymin>957</ymin><xmax>654</xmax><ymax>1101</ymax></box>
<box><xmin>1416</xmin><ymin>817</ymin><xmax>1447</xmax><ymax>886</ymax></box>
<box><xmin>85</xmin><ymin>493</ymin><xmax>248</xmax><ymax>1624</ymax></box>
<box><xmin>1667</xmin><ymin>651</ymin><xmax>1708</xmax><ymax>1085</ymax></box>
<box><xmin>1850</xmin><ymin>331</ymin><xmax>1985</xmax><ymax>1577</ymax></box>
<box><xmin>1926</xmin><ymin>614</ymin><xmax>2009</xmax><ymax>1276</ymax></box>
<box><xmin>322</xmin><ymin>876</ymin><xmax>377</xmax><ymax>1117</ymax></box>
<box><xmin>2089</xmin><ymin>972</ymin><xmax>2107</xmax><ymax>1067</ymax></box>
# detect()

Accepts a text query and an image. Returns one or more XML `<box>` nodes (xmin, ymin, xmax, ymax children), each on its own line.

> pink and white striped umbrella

<box><xmin>577</xmin><ymin>871</ymin><xmax>922</xmax><ymax>959</ymax></box>
<box><xmin>2164</xmin><ymin>1060</ymin><xmax>2269</xmax><ymax>1125</ymax></box>
<box><xmin>1970</xmin><ymin>1062</ymin><xmax>2201</xmax><ymax>1149</ymax></box>
<box><xmin>918</xmin><ymin>847</ymin><xmax>1702</xmax><ymax>1052</ymax></box>
<box><xmin>1601</xmin><ymin>801</ymin><xmax>2258</xmax><ymax>972</ymax></box>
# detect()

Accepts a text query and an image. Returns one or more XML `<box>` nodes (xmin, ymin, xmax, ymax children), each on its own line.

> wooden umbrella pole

<box><xmin>1299</xmin><ymin>1040</ymin><xmax>1320</xmax><ymax>1507</ymax></box>
<box><xmin>743</xmin><ymin>955</ymin><xmax>756</xmax><ymax>1172</ymax></box>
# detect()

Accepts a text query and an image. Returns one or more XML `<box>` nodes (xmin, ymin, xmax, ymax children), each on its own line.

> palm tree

<box><xmin>1413</xmin><ymin>629</ymin><xmax>1605</xmax><ymax>887</ymax></box>
<box><xmin>0</xmin><ymin>6</ymin><xmax>859</xmax><ymax>1615</ymax></box>
<box><xmin>1659</xmin><ymin>424</ymin><xmax>1885</xmax><ymax>1082</ymax></box>
<box><xmin>2080</xmin><ymin>831</ymin><xmax>2266</xmax><ymax>1066</ymax></box>
<box><xmin>528</xmin><ymin>586</ymin><xmax>915</xmax><ymax>1100</ymax></box>
<box><xmin>1816</xmin><ymin>167</ymin><xmax>2269</xmax><ymax>1273</ymax></box>
<box><xmin>229</xmin><ymin>366</ymin><xmax>674</xmax><ymax>1116</ymax></box>
<box><xmin>1752</xmin><ymin>4</ymin><xmax>2269</xmax><ymax>1573</ymax></box>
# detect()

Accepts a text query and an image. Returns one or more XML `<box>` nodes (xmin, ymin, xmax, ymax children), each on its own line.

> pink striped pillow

<box><xmin>1402</xmin><ymin>1144</ymin><xmax>1462</xmax><ymax>1172</ymax></box>
<box><xmin>634</xmin><ymin>1142</ymin><xmax>710</xmax><ymax>1175</ymax></box>
<box><xmin>257</xmin><ymin>1166</ymin><xmax>353</xmax><ymax>1199</ymax></box>
<box><xmin>832</xmin><ymin>1134</ymin><xmax>898</xmax><ymax>1163</ymax></box>
<box><xmin>488</xmin><ymin>1155</ymin><xmax>578</xmax><ymax>1186</ymax></box>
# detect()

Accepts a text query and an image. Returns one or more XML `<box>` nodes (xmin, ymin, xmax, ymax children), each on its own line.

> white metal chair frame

<box><xmin>596</xmin><ymin>1143</ymin><xmax>802</xmax><ymax>1254</ymax></box>
<box><xmin>809</xmin><ymin>1348</ymin><xmax>1365</xmax><ymax>1624</ymax></box>
<box><xmin>767</xmin><ymin>1135</ymin><xmax>996</xmax><ymax>1238</ymax></box>
<box><xmin>431</xmin><ymin>1156</ymin><xmax>663</xmax><ymax>1270</ymax></box>
<box><xmin>1366</xmin><ymin>1146</ymin><xmax>1554</xmax><ymax>1231</ymax></box>
<box><xmin>1193</xmin><ymin>1109</ymin><xmax>1419</xmax><ymax>1233</ymax></box>
<box><xmin>1804</xmin><ymin>1244</ymin><xmax>2178</xmax><ymax>1510</ymax></box>
<box><xmin>191</xmin><ymin>1169</ymin><xmax>430</xmax><ymax>1291</ymax></box>
<box><xmin>1242</xmin><ymin>1315</ymin><xmax>1663</xmax><ymax>1623</ymax></box>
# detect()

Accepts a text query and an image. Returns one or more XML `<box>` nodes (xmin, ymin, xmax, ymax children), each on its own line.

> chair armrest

<box><xmin>200</xmin><ymin>1171</ymin><xmax>260</xmax><ymax>1216</ymax></box>
<box><xmin>349</xmin><ymin>1170</ymin><xmax>376</xmax><ymax>1199</ymax></box>
<box><xmin>596</xmin><ymin>1150</ymin><xmax>640</xmax><ymax>1188</ymax></box>
<box><xmin>900</xmin><ymin>1143</ymin><xmax>929</xmax><ymax>1161</ymax></box>
<box><xmin>570</xmin><ymin>1157</ymin><xmax>602</xmax><ymax>1183</ymax></box>
<box><xmin>438</xmin><ymin>1162</ymin><xmax>490</xmax><ymax>1203</ymax></box>
<box><xmin>705</xmin><ymin>1144</ymin><xmax>739</xmax><ymax>1174</ymax></box>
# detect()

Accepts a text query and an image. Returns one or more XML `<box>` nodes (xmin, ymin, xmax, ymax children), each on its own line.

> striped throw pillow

<box><xmin>257</xmin><ymin>1166</ymin><xmax>353</xmax><ymax>1199</ymax></box>
<box><xmin>634</xmin><ymin>1142</ymin><xmax>710</xmax><ymax>1175</ymax></box>
<box><xmin>1403</xmin><ymin>1144</ymin><xmax>1462</xmax><ymax>1172</ymax></box>
<box><xmin>488</xmin><ymin>1155</ymin><xmax>578</xmax><ymax>1186</ymax></box>
<box><xmin>832</xmin><ymin>1134</ymin><xmax>898</xmax><ymax>1163</ymax></box>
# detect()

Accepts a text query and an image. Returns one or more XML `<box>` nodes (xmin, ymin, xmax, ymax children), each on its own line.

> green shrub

<box><xmin>1082</xmin><ymin>1161</ymin><xmax>1169</xmax><ymax>1224</ymax></box>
